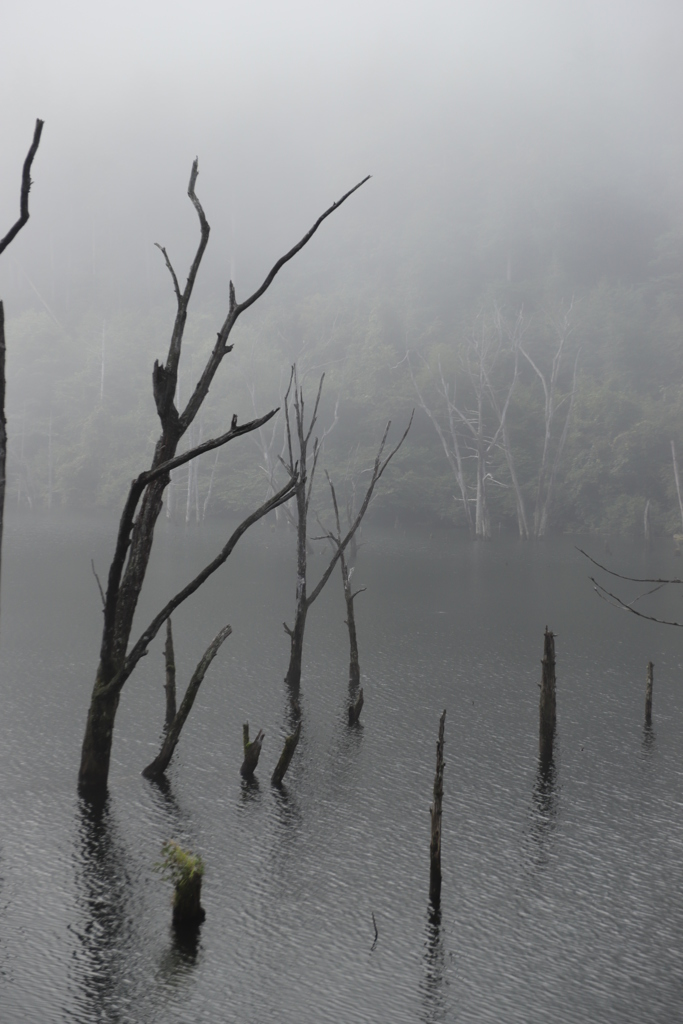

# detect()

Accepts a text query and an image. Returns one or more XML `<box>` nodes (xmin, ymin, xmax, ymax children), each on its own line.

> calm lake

<box><xmin>1</xmin><ymin>514</ymin><xmax>682</xmax><ymax>1023</ymax></box>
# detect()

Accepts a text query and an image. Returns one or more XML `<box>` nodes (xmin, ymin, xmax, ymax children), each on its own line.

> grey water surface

<box><xmin>1</xmin><ymin>515</ymin><xmax>682</xmax><ymax>1023</ymax></box>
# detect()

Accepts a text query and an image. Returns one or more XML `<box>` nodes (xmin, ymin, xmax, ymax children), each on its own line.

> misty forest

<box><xmin>3</xmin><ymin>3</ymin><xmax>683</xmax><ymax>1023</ymax></box>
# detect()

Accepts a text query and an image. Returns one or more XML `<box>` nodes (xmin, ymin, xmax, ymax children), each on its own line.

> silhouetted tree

<box><xmin>0</xmin><ymin>118</ymin><xmax>43</xmax><ymax>617</ymax></box>
<box><xmin>78</xmin><ymin>166</ymin><xmax>369</xmax><ymax>801</ymax></box>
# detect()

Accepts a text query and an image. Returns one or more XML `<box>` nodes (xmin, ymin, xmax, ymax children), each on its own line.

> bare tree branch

<box><xmin>0</xmin><ymin>119</ymin><xmax>44</xmax><ymax>256</ymax></box>
<box><xmin>98</xmin><ymin>474</ymin><xmax>297</xmax><ymax>697</ymax></box>
<box><xmin>577</xmin><ymin>547</ymin><xmax>683</xmax><ymax>585</ymax></box>
<box><xmin>154</xmin><ymin>243</ymin><xmax>181</xmax><ymax>303</ymax></box>
<box><xmin>590</xmin><ymin>577</ymin><xmax>683</xmax><ymax>628</ymax></box>
<box><xmin>307</xmin><ymin>413</ymin><xmax>413</xmax><ymax>606</ymax></box>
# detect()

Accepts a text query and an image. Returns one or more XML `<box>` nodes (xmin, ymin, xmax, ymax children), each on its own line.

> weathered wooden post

<box><xmin>157</xmin><ymin>840</ymin><xmax>206</xmax><ymax>929</ymax></box>
<box><xmin>429</xmin><ymin>709</ymin><xmax>446</xmax><ymax>907</ymax></box>
<box><xmin>645</xmin><ymin>661</ymin><xmax>654</xmax><ymax>726</ymax></box>
<box><xmin>539</xmin><ymin>627</ymin><xmax>556</xmax><ymax>765</ymax></box>
<box><xmin>271</xmin><ymin>721</ymin><xmax>301</xmax><ymax>786</ymax></box>
<box><xmin>240</xmin><ymin>723</ymin><xmax>264</xmax><ymax>779</ymax></box>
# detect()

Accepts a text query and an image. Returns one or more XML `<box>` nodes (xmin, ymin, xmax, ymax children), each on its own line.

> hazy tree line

<box><xmin>6</xmin><ymin>179</ymin><xmax>683</xmax><ymax>540</ymax></box>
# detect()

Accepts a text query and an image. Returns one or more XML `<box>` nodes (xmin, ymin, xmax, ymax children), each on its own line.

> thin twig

<box><xmin>590</xmin><ymin>577</ymin><xmax>683</xmax><ymax>628</ymax></box>
<box><xmin>577</xmin><ymin>547</ymin><xmax>683</xmax><ymax>585</ymax></box>
<box><xmin>91</xmin><ymin>559</ymin><xmax>105</xmax><ymax>610</ymax></box>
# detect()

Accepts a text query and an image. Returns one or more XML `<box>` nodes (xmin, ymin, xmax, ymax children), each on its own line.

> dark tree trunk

<box><xmin>429</xmin><ymin>709</ymin><xmax>446</xmax><ymax>907</ymax></box>
<box><xmin>173</xmin><ymin>877</ymin><xmax>206</xmax><ymax>929</ymax></box>
<box><xmin>240</xmin><ymin>723</ymin><xmax>264</xmax><ymax>779</ymax></box>
<box><xmin>341</xmin><ymin>549</ymin><xmax>361</xmax><ymax>690</ymax></box>
<box><xmin>77</xmin><ymin>171</ymin><xmax>368</xmax><ymax>802</ymax></box>
<box><xmin>0</xmin><ymin>119</ymin><xmax>44</xmax><ymax>632</ymax></box>
<box><xmin>539</xmin><ymin>627</ymin><xmax>556</xmax><ymax>766</ymax></box>
<box><xmin>271</xmin><ymin>721</ymin><xmax>301</xmax><ymax>786</ymax></box>
<box><xmin>282</xmin><ymin>585</ymin><xmax>307</xmax><ymax>696</ymax></box>
<box><xmin>163</xmin><ymin>617</ymin><xmax>177</xmax><ymax>732</ymax></box>
<box><xmin>78</xmin><ymin>676</ymin><xmax>121</xmax><ymax>802</ymax></box>
<box><xmin>645</xmin><ymin>660</ymin><xmax>654</xmax><ymax>727</ymax></box>
<box><xmin>0</xmin><ymin>302</ymin><xmax>6</xmax><ymax>610</ymax></box>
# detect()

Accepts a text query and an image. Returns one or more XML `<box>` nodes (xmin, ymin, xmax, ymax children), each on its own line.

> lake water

<box><xmin>1</xmin><ymin>514</ymin><xmax>682</xmax><ymax>1023</ymax></box>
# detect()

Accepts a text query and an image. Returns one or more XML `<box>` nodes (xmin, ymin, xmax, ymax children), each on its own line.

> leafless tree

<box><xmin>78</xmin><ymin>167</ymin><xmax>369</xmax><ymax>801</ymax></box>
<box><xmin>520</xmin><ymin>301</ymin><xmax>580</xmax><ymax>537</ymax></box>
<box><xmin>281</xmin><ymin>366</ymin><xmax>411</xmax><ymax>698</ymax></box>
<box><xmin>0</xmin><ymin>118</ymin><xmax>44</xmax><ymax>617</ymax></box>
<box><xmin>410</xmin><ymin>308</ymin><xmax>521</xmax><ymax>539</ymax></box>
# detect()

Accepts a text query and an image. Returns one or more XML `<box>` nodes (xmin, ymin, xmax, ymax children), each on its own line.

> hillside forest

<box><xmin>5</xmin><ymin>165</ymin><xmax>683</xmax><ymax>542</ymax></box>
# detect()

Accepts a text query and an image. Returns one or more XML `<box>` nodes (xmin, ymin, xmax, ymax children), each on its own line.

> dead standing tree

<box><xmin>0</xmin><ymin>119</ymin><xmax>44</xmax><ymax>617</ymax></box>
<box><xmin>78</xmin><ymin>167</ymin><xmax>370</xmax><ymax>801</ymax></box>
<box><xmin>323</xmin><ymin>471</ymin><xmax>367</xmax><ymax>714</ymax></box>
<box><xmin>281</xmin><ymin>366</ymin><xmax>411</xmax><ymax>699</ymax></box>
<box><xmin>409</xmin><ymin>308</ymin><xmax>523</xmax><ymax>540</ymax></box>
<box><xmin>520</xmin><ymin>302</ymin><xmax>580</xmax><ymax>538</ymax></box>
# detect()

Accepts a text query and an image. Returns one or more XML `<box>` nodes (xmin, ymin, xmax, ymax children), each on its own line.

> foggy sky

<box><xmin>2</xmin><ymin>0</ymin><xmax>683</xmax><ymax>312</ymax></box>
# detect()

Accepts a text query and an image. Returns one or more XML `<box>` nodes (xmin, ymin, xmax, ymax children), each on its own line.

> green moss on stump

<box><xmin>156</xmin><ymin>840</ymin><xmax>206</xmax><ymax>928</ymax></box>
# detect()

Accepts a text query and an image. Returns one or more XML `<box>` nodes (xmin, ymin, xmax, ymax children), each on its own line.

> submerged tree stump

<box><xmin>645</xmin><ymin>661</ymin><xmax>654</xmax><ymax>726</ymax></box>
<box><xmin>348</xmin><ymin>687</ymin><xmax>364</xmax><ymax>725</ymax></box>
<box><xmin>429</xmin><ymin>709</ymin><xmax>446</xmax><ymax>907</ymax></box>
<box><xmin>539</xmin><ymin>627</ymin><xmax>556</xmax><ymax>765</ymax></box>
<box><xmin>240</xmin><ymin>723</ymin><xmax>264</xmax><ymax>779</ymax></box>
<box><xmin>157</xmin><ymin>840</ymin><xmax>206</xmax><ymax>930</ymax></box>
<box><xmin>271</xmin><ymin>721</ymin><xmax>302</xmax><ymax>786</ymax></box>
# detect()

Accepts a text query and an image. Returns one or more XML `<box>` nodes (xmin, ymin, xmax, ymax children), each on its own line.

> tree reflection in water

<box><xmin>528</xmin><ymin>756</ymin><xmax>560</xmax><ymax>872</ymax></box>
<box><xmin>72</xmin><ymin>797</ymin><xmax>134</xmax><ymax>1023</ymax></box>
<box><xmin>420</xmin><ymin>905</ymin><xmax>449</xmax><ymax>1023</ymax></box>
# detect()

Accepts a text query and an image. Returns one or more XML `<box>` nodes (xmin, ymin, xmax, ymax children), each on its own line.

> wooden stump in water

<box><xmin>271</xmin><ymin>721</ymin><xmax>301</xmax><ymax>786</ymax></box>
<box><xmin>240</xmin><ymin>723</ymin><xmax>264</xmax><ymax>779</ymax></box>
<box><xmin>429</xmin><ymin>709</ymin><xmax>446</xmax><ymax>907</ymax></box>
<box><xmin>539</xmin><ymin>627</ymin><xmax>556</xmax><ymax>765</ymax></box>
<box><xmin>645</xmin><ymin>661</ymin><xmax>654</xmax><ymax>726</ymax></box>
<box><xmin>157</xmin><ymin>841</ymin><xmax>206</xmax><ymax>930</ymax></box>
<box><xmin>348</xmin><ymin>687</ymin><xmax>364</xmax><ymax>726</ymax></box>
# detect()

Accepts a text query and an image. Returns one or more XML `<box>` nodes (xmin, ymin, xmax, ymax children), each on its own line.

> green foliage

<box><xmin>155</xmin><ymin>840</ymin><xmax>204</xmax><ymax>898</ymax></box>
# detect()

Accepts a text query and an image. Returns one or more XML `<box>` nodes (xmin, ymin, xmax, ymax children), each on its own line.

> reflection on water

<box><xmin>72</xmin><ymin>799</ymin><xmax>134</xmax><ymax>1023</ymax></box>
<box><xmin>156</xmin><ymin>926</ymin><xmax>202</xmax><ymax>988</ymax></box>
<box><xmin>420</xmin><ymin>907</ymin><xmax>448</xmax><ymax>1024</ymax></box>
<box><xmin>528</xmin><ymin>756</ymin><xmax>559</xmax><ymax>872</ymax></box>
<box><xmin>641</xmin><ymin>722</ymin><xmax>656</xmax><ymax>760</ymax></box>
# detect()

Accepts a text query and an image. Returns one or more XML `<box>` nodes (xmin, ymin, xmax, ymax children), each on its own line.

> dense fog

<box><xmin>2</xmin><ymin>0</ymin><xmax>683</xmax><ymax>535</ymax></box>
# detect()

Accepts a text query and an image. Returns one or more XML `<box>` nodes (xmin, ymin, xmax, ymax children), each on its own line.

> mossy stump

<box><xmin>157</xmin><ymin>840</ymin><xmax>205</xmax><ymax>930</ymax></box>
